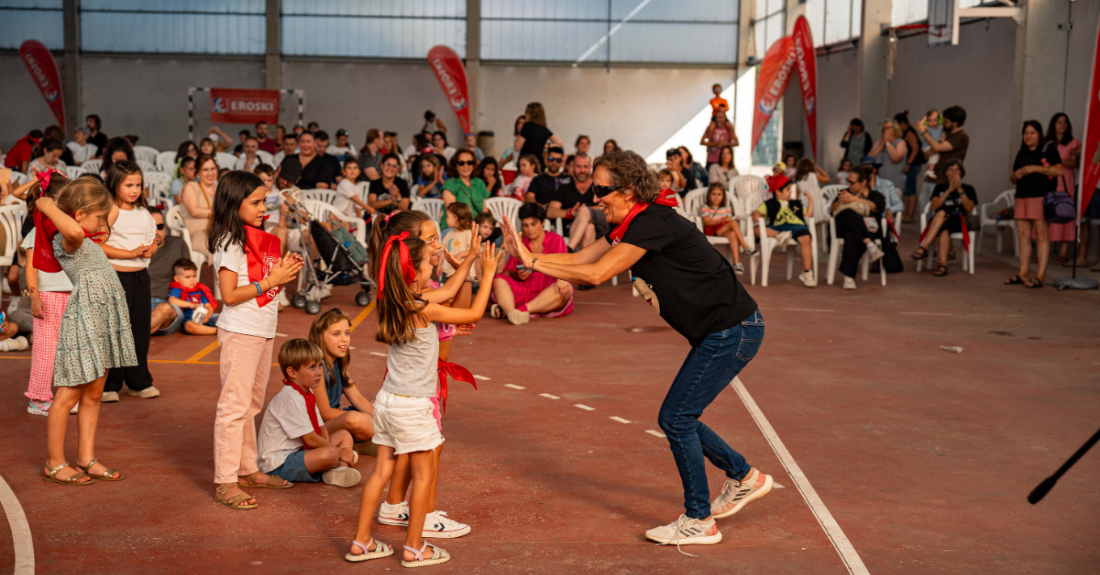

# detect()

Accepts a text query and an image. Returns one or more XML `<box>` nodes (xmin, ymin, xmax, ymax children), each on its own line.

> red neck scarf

<box><xmin>437</xmin><ymin>359</ymin><xmax>477</xmax><ymax>414</ymax></box>
<box><xmin>283</xmin><ymin>379</ymin><xmax>323</xmax><ymax>442</ymax></box>
<box><xmin>377</xmin><ymin>231</ymin><xmax>417</xmax><ymax>292</ymax></box>
<box><xmin>168</xmin><ymin>280</ymin><xmax>215</xmax><ymax>305</ymax></box>
<box><xmin>244</xmin><ymin>225</ymin><xmax>282</xmax><ymax>307</ymax></box>
<box><xmin>607</xmin><ymin>189</ymin><xmax>679</xmax><ymax>246</ymax></box>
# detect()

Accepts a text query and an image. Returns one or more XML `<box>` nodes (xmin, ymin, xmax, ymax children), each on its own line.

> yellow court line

<box><xmin>350</xmin><ymin>301</ymin><xmax>376</xmax><ymax>332</ymax></box>
<box><xmin>185</xmin><ymin>339</ymin><xmax>220</xmax><ymax>363</ymax></box>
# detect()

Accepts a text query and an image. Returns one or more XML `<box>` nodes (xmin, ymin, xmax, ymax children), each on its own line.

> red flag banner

<box><xmin>752</xmin><ymin>37</ymin><xmax>796</xmax><ymax>154</ymax></box>
<box><xmin>427</xmin><ymin>45</ymin><xmax>472</xmax><ymax>134</ymax></box>
<box><xmin>792</xmin><ymin>16</ymin><xmax>819</xmax><ymax>161</ymax></box>
<box><xmin>1078</xmin><ymin>11</ymin><xmax>1100</xmax><ymax>224</ymax></box>
<box><xmin>19</xmin><ymin>40</ymin><xmax>65</xmax><ymax>131</ymax></box>
<box><xmin>209</xmin><ymin>88</ymin><xmax>280</xmax><ymax>124</ymax></box>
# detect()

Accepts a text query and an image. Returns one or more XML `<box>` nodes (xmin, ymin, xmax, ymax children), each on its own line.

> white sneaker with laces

<box><xmin>798</xmin><ymin>270</ymin><xmax>816</xmax><ymax>287</ymax></box>
<box><xmin>0</xmin><ymin>336</ymin><xmax>28</xmax><ymax>352</ymax></box>
<box><xmin>711</xmin><ymin>468</ymin><xmax>774</xmax><ymax>519</ymax></box>
<box><xmin>507</xmin><ymin>309</ymin><xmax>530</xmax><ymax>325</ymax></box>
<box><xmin>734</xmin><ymin>262</ymin><xmax>745</xmax><ymax>275</ymax></box>
<box><xmin>377</xmin><ymin>501</ymin><xmax>410</xmax><ymax>526</ymax></box>
<box><xmin>843</xmin><ymin>276</ymin><xmax>857</xmax><ymax>290</ymax></box>
<box><xmin>101</xmin><ymin>391</ymin><xmax>120</xmax><ymax>403</ymax></box>
<box><xmin>645</xmin><ymin>515</ymin><xmax>722</xmax><ymax>556</ymax></box>
<box><xmin>865</xmin><ymin>241</ymin><xmax>884</xmax><ymax>262</ymax></box>
<box><xmin>423</xmin><ymin>511</ymin><xmax>471</xmax><ymax>539</ymax></box>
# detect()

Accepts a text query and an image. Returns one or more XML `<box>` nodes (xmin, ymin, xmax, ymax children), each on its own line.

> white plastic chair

<box><xmin>144</xmin><ymin>172</ymin><xmax>173</xmax><ymax>208</ymax></box>
<box><xmin>755</xmin><ymin>199</ymin><xmax>818</xmax><ymax>287</ymax></box>
<box><xmin>256</xmin><ymin>150</ymin><xmax>274</xmax><ymax>167</ymax></box>
<box><xmin>137</xmin><ymin>160</ymin><xmax>159</xmax><ymax>174</ymax></box>
<box><xmin>825</xmin><ymin>198</ymin><xmax>888</xmax><ymax>286</ymax></box>
<box><xmin>485</xmin><ymin>197</ymin><xmax>523</xmax><ymax>232</ymax></box>
<box><xmin>817</xmin><ymin>185</ymin><xmax>844</xmax><ymax>253</ymax></box>
<box><xmin>300</xmin><ymin>199</ymin><xmax>366</xmax><ymax>246</ymax></box>
<box><xmin>164</xmin><ymin>205</ymin><xmax>207</xmax><ymax>291</ymax></box>
<box><xmin>916</xmin><ymin>203</ymin><xmax>977</xmax><ymax>274</ymax></box>
<box><xmin>133</xmin><ymin>146</ymin><xmax>159</xmax><ymax>166</ymax></box>
<box><xmin>978</xmin><ymin>189</ymin><xmax>1018</xmax><ymax>256</ymax></box>
<box><xmin>729</xmin><ymin>175</ymin><xmax>768</xmax><ymax>202</ymax></box>
<box><xmin>82</xmin><ymin>159</ymin><xmax>102</xmax><ymax>174</ymax></box>
<box><xmin>411</xmin><ymin>198</ymin><xmax>444</xmax><ymax>225</ymax></box>
<box><xmin>62</xmin><ymin>165</ymin><xmax>85</xmax><ymax>179</ymax></box>
<box><xmin>742</xmin><ymin>190</ymin><xmax>766</xmax><ymax>284</ymax></box>
<box><xmin>156</xmin><ymin>151</ymin><xmax>178</xmax><ymax>172</ymax></box>
<box><xmin>683</xmin><ymin>187</ymin><xmax>752</xmax><ymax>266</ymax></box>
<box><xmin>298</xmin><ymin>189</ymin><xmax>338</xmax><ymax>206</ymax></box>
<box><xmin>0</xmin><ymin>204</ymin><xmax>28</xmax><ymax>267</ymax></box>
<box><xmin>215</xmin><ymin>152</ymin><xmax>237</xmax><ymax>171</ymax></box>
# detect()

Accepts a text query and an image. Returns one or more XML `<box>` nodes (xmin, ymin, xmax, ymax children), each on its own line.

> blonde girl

<box><xmin>38</xmin><ymin>176</ymin><xmax>136</xmax><ymax>485</ymax></box>
<box><xmin>307</xmin><ymin>309</ymin><xmax>376</xmax><ymax>444</ymax></box>
<box><xmin>700</xmin><ymin>183</ymin><xmax>754</xmax><ymax>274</ymax></box>
<box><xmin>346</xmin><ymin>232</ymin><xmax>500</xmax><ymax>566</ymax></box>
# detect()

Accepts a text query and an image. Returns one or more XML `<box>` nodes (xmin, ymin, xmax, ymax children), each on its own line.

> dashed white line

<box><xmin>0</xmin><ymin>471</ymin><xmax>34</xmax><ymax>575</ymax></box>
<box><xmin>610</xmin><ymin>416</ymin><xmax>631</xmax><ymax>424</ymax></box>
<box><xmin>504</xmin><ymin>384</ymin><xmax>525</xmax><ymax>390</ymax></box>
<box><xmin>901</xmin><ymin>311</ymin><xmax>952</xmax><ymax>316</ymax></box>
<box><xmin>275</xmin><ymin>332</ymin><xmax>289</xmax><ymax>337</ymax></box>
<box><xmin>646</xmin><ymin>430</ymin><xmax>666</xmax><ymax>438</ymax></box>
<box><xmin>539</xmin><ymin>393</ymin><xmax>560</xmax><ymax>400</ymax></box>
<box><xmin>574</xmin><ymin>404</ymin><xmax>595</xmax><ymax>411</ymax></box>
<box><xmin>474</xmin><ymin>375</ymin><xmax>491</xmax><ymax>381</ymax></box>
<box><xmin>370</xmin><ymin>352</ymin><xmax>387</xmax><ymax>357</ymax></box>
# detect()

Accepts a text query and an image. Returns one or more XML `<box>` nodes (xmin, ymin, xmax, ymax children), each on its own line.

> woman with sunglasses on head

<box><xmin>499</xmin><ymin>150</ymin><xmax>772</xmax><ymax>551</ymax></box>
<box><xmin>441</xmin><ymin>150</ymin><xmax>489</xmax><ymax>233</ymax></box>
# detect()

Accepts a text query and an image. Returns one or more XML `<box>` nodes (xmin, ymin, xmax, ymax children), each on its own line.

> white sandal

<box><xmin>344</xmin><ymin>538</ymin><xmax>393</xmax><ymax>562</ymax></box>
<box><xmin>401</xmin><ymin>542</ymin><xmax>450</xmax><ymax>568</ymax></box>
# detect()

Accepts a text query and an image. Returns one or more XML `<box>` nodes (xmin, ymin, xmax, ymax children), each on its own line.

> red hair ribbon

<box><xmin>607</xmin><ymin>189</ymin><xmax>680</xmax><ymax>245</ymax></box>
<box><xmin>34</xmin><ymin>168</ymin><xmax>64</xmax><ymax>191</ymax></box>
<box><xmin>377</xmin><ymin>231</ymin><xmax>417</xmax><ymax>292</ymax></box>
<box><xmin>437</xmin><ymin>359</ymin><xmax>477</xmax><ymax>414</ymax></box>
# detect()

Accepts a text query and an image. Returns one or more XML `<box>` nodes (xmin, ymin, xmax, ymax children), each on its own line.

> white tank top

<box><xmin>382</xmin><ymin>325</ymin><xmax>439</xmax><ymax>398</ymax></box>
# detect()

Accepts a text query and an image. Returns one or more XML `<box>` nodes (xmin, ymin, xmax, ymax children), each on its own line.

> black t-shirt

<box><xmin>59</xmin><ymin>147</ymin><xmax>75</xmax><ymax>167</ymax></box>
<box><xmin>295</xmin><ymin>154</ymin><xmax>335</xmax><ymax>188</ymax></box>
<box><xmin>519</xmin><ymin>122</ymin><xmax>553</xmax><ymax>157</ymax></box>
<box><xmin>552</xmin><ymin>182</ymin><xmax>595</xmax><ymax>211</ymax></box>
<box><xmin>931</xmin><ymin>183</ymin><xmax>977</xmax><ymax>214</ymax></box>
<box><xmin>530</xmin><ymin>172</ymin><xmax>573</xmax><ymax>205</ymax></box>
<box><xmin>1013</xmin><ymin>143</ymin><xmax>1062</xmax><ymax>199</ymax></box>
<box><xmin>617</xmin><ymin>204</ymin><xmax>758</xmax><ymax>347</ymax></box>
<box><xmin>324</xmin><ymin>153</ymin><xmax>342</xmax><ymax>179</ymax></box>
<box><xmin>88</xmin><ymin>132</ymin><xmax>108</xmax><ymax>156</ymax></box>
<box><xmin>681</xmin><ymin>167</ymin><xmax>698</xmax><ymax>193</ymax></box>
<box><xmin>368</xmin><ymin>177</ymin><xmax>410</xmax><ymax>214</ymax></box>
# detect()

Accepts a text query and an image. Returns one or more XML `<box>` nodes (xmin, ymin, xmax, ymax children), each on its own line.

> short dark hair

<box><xmin>713</xmin><ymin>83</ymin><xmax>722</xmax><ymax>89</ymax></box>
<box><xmin>307</xmin><ymin>121</ymin><xmax>319</xmax><ymax>129</ymax></box>
<box><xmin>474</xmin><ymin>211</ymin><xmax>496</xmax><ymax>226</ymax></box>
<box><xmin>255</xmin><ymin>121</ymin><xmax>267</xmax><ymax>128</ymax></box>
<box><xmin>172</xmin><ymin>258</ymin><xmax>197</xmax><ymax>275</ymax></box>
<box><xmin>238</xmin><ymin>129</ymin><xmax>250</xmax><ymax>136</ymax></box>
<box><xmin>315</xmin><ymin>130</ymin><xmax>329</xmax><ymax>142</ymax></box>
<box><xmin>942</xmin><ymin>106</ymin><xmax>966</xmax><ymax>127</ymax></box>
<box><xmin>850</xmin><ymin>165</ymin><xmax>873</xmax><ymax>183</ymax></box>
<box><xmin>518</xmin><ymin>202</ymin><xmax>546</xmax><ymax>222</ymax></box>
<box><xmin>942</xmin><ymin>159</ymin><xmax>966</xmax><ymax>178</ymax></box>
<box><xmin>148</xmin><ymin>206</ymin><xmax>163</xmax><ymax>218</ymax></box>
<box><xmin>849</xmin><ymin>118</ymin><xmax>864</xmax><ymax>129</ymax></box>
<box><xmin>86</xmin><ymin>114</ymin><xmax>102</xmax><ymax>130</ymax></box>
<box><xmin>284</xmin><ymin>133</ymin><xmax>297</xmax><ymax>142</ymax></box>
<box><xmin>547</xmin><ymin>147</ymin><xmax>564</xmax><ymax>157</ymax></box>
<box><xmin>254</xmin><ymin>163</ymin><xmax>275</xmax><ymax>178</ymax></box>
<box><xmin>382</xmin><ymin>153</ymin><xmax>400</xmax><ymax>166</ymax></box>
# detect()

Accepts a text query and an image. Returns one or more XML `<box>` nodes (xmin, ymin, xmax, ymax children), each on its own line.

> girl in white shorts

<box><xmin>345</xmin><ymin>230</ymin><xmax>501</xmax><ymax>568</ymax></box>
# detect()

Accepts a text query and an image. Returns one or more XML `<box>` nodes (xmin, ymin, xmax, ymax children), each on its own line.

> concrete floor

<box><xmin>1</xmin><ymin>230</ymin><xmax>1098</xmax><ymax>574</ymax></box>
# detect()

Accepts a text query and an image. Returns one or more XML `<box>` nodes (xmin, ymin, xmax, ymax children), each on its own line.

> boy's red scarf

<box><xmin>244</xmin><ymin>225</ymin><xmax>282</xmax><ymax>307</ymax></box>
<box><xmin>607</xmin><ymin>189</ymin><xmax>679</xmax><ymax>246</ymax></box>
<box><xmin>283</xmin><ymin>380</ymin><xmax>322</xmax><ymax>445</ymax></box>
<box><xmin>168</xmin><ymin>280</ymin><xmax>215</xmax><ymax>306</ymax></box>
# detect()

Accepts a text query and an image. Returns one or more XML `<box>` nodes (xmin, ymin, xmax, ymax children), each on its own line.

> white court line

<box><xmin>474</xmin><ymin>375</ymin><xmax>491</xmax><ymax>381</ymax></box>
<box><xmin>504</xmin><ymin>384</ymin><xmax>525</xmax><ymax>390</ymax></box>
<box><xmin>783</xmin><ymin>308</ymin><xmax>836</xmax><ymax>313</ymax></box>
<box><xmin>370</xmin><ymin>352</ymin><xmax>387</xmax><ymax>357</ymax></box>
<box><xmin>610</xmin><ymin>416</ymin><xmax>631</xmax><ymax>424</ymax></box>
<box><xmin>574</xmin><ymin>404</ymin><xmax>596</xmax><ymax>411</ymax></box>
<box><xmin>731</xmin><ymin>376</ymin><xmax>869</xmax><ymax>575</ymax></box>
<box><xmin>539</xmin><ymin>393</ymin><xmax>560</xmax><ymax>400</ymax></box>
<box><xmin>275</xmin><ymin>332</ymin><xmax>288</xmax><ymax>337</ymax></box>
<box><xmin>0</xmin><ymin>472</ymin><xmax>34</xmax><ymax>575</ymax></box>
<box><xmin>901</xmin><ymin>311</ymin><xmax>952</xmax><ymax>316</ymax></box>
<box><xmin>646</xmin><ymin>430</ymin><xmax>666</xmax><ymax>438</ymax></box>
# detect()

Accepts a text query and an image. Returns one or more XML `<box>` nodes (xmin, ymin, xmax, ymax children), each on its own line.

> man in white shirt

<box><xmin>67</xmin><ymin>127</ymin><xmax>98</xmax><ymax>166</ymax></box>
<box><xmin>234</xmin><ymin>137</ymin><xmax>261</xmax><ymax>171</ymax></box>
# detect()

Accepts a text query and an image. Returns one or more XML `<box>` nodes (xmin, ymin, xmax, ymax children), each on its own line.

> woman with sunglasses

<box><xmin>441</xmin><ymin>150</ymin><xmax>490</xmax><ymax>233</ymax></box>
<box><xmin>499</xmin><ymin>150</ymin><xmax>772</xmax><ymax>551</ymax></box>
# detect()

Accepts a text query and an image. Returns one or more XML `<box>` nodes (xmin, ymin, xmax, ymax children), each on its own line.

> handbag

<box><xmin>1043</xmin><ymin>173</ymin><xmax>1075</xmax><ymax>224</ymax></box>
<box><xmin>882</xmin><ymin>219</ymin><xmax>904</xmax><ymax>273</ymax></box>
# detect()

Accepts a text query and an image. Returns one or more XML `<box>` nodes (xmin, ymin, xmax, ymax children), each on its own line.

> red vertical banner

<box><xmin>427</xmin><ymin>45</ymin><xmax>472</xmax><ymax>134</ymax></box>
<box><xmin>752</xmin><ymin>37</ymin><xmax>796</xmax><ymax>154</ymax></box>
<box><xmin>792</xmin><ymin>16</ymin><xmax>819</xmax><ymax>162</ymax></box>
<box><xmin>1078</xmin><ymin>11</ymin><xmax>1100</xmax><ymax>224</ymax></box>
<box><xmin>19</xmin><ymin>40</ymin><xmax>65</xmax><ymax>131</ymax></box>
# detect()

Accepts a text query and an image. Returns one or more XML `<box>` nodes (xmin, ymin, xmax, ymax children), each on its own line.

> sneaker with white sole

<box><xmin>0</xmin><ymin>336</ymin><xmax>28</xmax><ymax>352</ymax></box>
<box><xmin>711</xmin><ymin>468</ymin><xmax>773</xmax><ymax>519</ymax></box>
<box><xmin>843</xmin><ymin>276</ymin><xmax>857</xmax><ymax>290</ymax></box>
<box><xmin>322</xmin><ymin>466</ymin><xmax>362</xmax><ymax>487</ymax></box>
<box><xmin>101</xmin><ymin>391</ymin><xmax>120</xmax><ymax>403</ymax></box>
<box><xmin>125</xmin><ymin>386</ymin><xmax>160</xmax><ymax>399</ymax></box>
<box><xmin>377</xmin><ymin>501</ymin><xmax>410</xmax><ymax>526</ymax></box>
<box><xmin>645</xmin><ymin>515</ymin><xmax>722</xmax><ymax>556</ymax></box>
<box><xmin>28</xmin><ymin>399</ymin><xmax>51</xmax><ymax>416</ymax></box>
<box><xmin>506</xmin><ymin>309</ymin><xmax>530</xmax><ymax>325</ymax></box>
<box><xmin>865</xmin><ymin>241</ymin><xmax>884</xmax><ymax>262</ymax></box>
<box><xmin>423</xmin><ymin>511</ymin><xmax>471</xmax><ymax>539</ymax></box>
<box><xmin>734</xmin><ymin>262</ymin><xmax>745</xmax><ymax>275</ymax></box>
<box><xmin>798</xmin><ymin>270</ymin><xmax>816</xmax><ymax>287</ymax></box>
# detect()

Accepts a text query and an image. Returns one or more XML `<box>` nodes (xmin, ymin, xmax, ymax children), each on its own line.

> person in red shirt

<box><xmin>4</xmin><ymin>130</ymin><xmax>43</xmax><ymax>172</ymax></box>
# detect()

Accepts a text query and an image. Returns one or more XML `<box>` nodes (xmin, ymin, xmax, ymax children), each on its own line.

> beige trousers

<box><xmin>213</xmin><ymin>328</ymin><xmax>274</xmax><ymax>484</ymax></box>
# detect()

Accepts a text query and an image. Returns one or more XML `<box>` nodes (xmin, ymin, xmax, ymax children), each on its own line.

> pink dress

<box><xmin>1049</xmin><ymin>139</ymin><xmax>1080</xmax><ymax>243</ymax></box>
<box><xmin>492</xmin><ymin>231</ymin><xmax>574</xmax><ymax>318</ymax></box>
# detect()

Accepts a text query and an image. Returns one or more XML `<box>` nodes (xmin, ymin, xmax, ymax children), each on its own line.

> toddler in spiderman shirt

<box><xmin>167</xmin><ymin>259</ymin><xmax>219</xmax><ymax>335</ymax></box>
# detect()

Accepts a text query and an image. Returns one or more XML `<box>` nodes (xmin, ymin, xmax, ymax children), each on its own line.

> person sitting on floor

<box><xmin>147</xmin><ymin>208</ymin><xmax>189</xmax><ymax>336</ymax></box>
<box><xmin>753</xmin><ymin>174</ymin><xmax>816</xmax><ymax>288</ymax></box>
<box><xmin>910</xmin><ymin>159</ymin><xmax>976</xmax><ymax>276</ymax></box>
<box><xmin>490</xmin><ymin>203</ymin><xmax>574</xmax><ymax>325</ymax></box>
<box><xmin>307</xmin><ymin>309</ymin><xmax>376</xmax><ymax>452</ymax></box>
<box><xmin>257</xmin><ymin>339</ymin><xmax>361</xmax><ymax>488</ymax></box>
<box><xmin>167</xmin><ymin>259</ymin><xmax>219</xmax><ymax>335</ymax></box>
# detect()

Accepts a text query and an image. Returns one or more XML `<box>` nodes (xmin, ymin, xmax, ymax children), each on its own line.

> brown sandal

<box><xmin>216</xmin><ymin>483</ymin><xmax>258</xmax><ymax>510</ymax></box>
<box><xmin>76</xmin><ymin>458</ymin><xmax>124</xmax><ymax>481</ymax></box>
<box><xmin>238</xmin><ymin>471</ymin><xmax>293</xmax><ymax>489</ymax></box>
<box><xmin>43</xmin><ymin>462</ymin><xmax>95</xmax><ymax>486</ymax></box>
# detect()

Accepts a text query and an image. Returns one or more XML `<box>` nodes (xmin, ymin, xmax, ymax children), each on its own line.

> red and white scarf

<box><xmin>244</xmin><ymin>225</ymin><xmax>282</xmax><ymax>307</ymax></box>
<box><xmin>283</xmin><ymin>379</ymin><xmax>322</xmax><ymax>445</ymax></box>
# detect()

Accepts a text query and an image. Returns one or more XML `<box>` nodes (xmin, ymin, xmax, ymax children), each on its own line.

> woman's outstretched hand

<box><xmin>500</xmin><ymin>216</ymin><xmax>534</xmax><ymax>268</ymax></box>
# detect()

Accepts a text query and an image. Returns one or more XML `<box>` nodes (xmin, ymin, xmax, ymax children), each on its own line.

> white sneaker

<box><xmin>125</xmin><ymin>386</ymin><xmax>160</xmax><ymax>399</ymax></box>
<box><xmin>733</xmin><ymin>262</ymin><xmax>745</xmax><ymax>275</ymax></box>
<box><xmin>0</xmin><ymin>336</ymin><xmax>28</xmax><ymax>352</ymax></box>
<box><xmin>645</xmin><ymin>515</ymin><xmax>722</xmax><ymax>556</ymax></box>
<box><xmin>506</xmin><ymin>309</ymin><xmax>530</xmax><ymax>325</ymax></box>
<box><xmin>423</xmin><ymin>511</ymin><xmax>471</xmax><ymax>539</ymax></box>
<box><xmin>70</xmin><ymin>402</ymin><xmax>79</xmax><ymax>414</ymax></box>
<box><xmin>774</xmin><ymin>231</ymin><xmax>793</xmax><ymax>247</ymax></box>
<box><xmin>322</xmin><ymin>466</ymin><xmax>362</xmax><ymax>488</ymax></box>
<box><xmin>865</xmin><ymin>241</ymin><xmax>884</xmax><ymax>262</ymax></box>
<box><xmin>710</xmin><ymin>468</ymin><xmax>774</xmax><ymax>519</ymax></box>
<box><xmin>843</xmin><ymin>276</ymin><xmax>857</xmax><ymax>290</ymax></box>
<box><xmin>377</xmin><ymin>501</ymin><xmax>410</xmax><ymax>526</ymax></box>
<box><xmin>798</xmin><ymin>270</ymin><xmax>816</xmax><ymax>287</ymax></box>
<box><xmin>101</xmin><ymin>391</ymin><xmax>120</xmax><ymax>403</ymax></box>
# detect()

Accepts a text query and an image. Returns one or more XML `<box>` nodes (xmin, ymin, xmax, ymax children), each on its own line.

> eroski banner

<box><xmin>427</xmin><ymin>45</ymin><xmax>472</xmax><ymax>134</ymax></box>
<box><xmin>209</xmin><ymin>88</ymin><xmax>280</xmax><ymax>124</ymax></box>
<box><xmin>20</xmin><ymin>40</ymin><xmax>65</xmax><ymax>130</ymax></box>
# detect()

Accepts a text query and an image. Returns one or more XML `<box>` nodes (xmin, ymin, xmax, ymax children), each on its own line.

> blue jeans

<box><xmin>658</xmin><ymin>309</ymin><xmax>764</xmax><ymax>519</ymax></box>
<box><xmin>903</xmin><ymin>164</ymin><xmax>922</xmax><ymax>197</ymax></box>
<box><xmin>150</xmin><ymin>297</ymin><xmax>184</xmax><ymax>336</ymax></box>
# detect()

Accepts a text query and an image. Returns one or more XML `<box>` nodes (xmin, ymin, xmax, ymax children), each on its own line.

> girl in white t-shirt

<box><xmin>208</xmin><ymin>171</ymin><xmax>304</xmax><ymax>511</ymax></box>
<box><xmin>100</xmin><ymin>160</ymin><xmax>159</xmax><ymax>402</ymax></box>
<box><xmin>508</xmin><ymin>155</ymin><xmax>538</xmax><ymax>201</ymax></box>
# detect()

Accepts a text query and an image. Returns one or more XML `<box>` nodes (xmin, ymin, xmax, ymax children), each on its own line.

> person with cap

<box><xmin>327</xmin><ymin>129</ymin><xmax>358</xmax><ymax>163</ymax></box>
<box><xmin>752</xmin><ymin>173</ymin><xmax>816</xmax><ymax>287</ymax></box>
<box><xmin>832</xmin><ymin>165</ymin><xmax>886</xmax><ymax>290</ymax></box>
<box><xmin>67</xmin><ymin>127</ymin><xmax>98</xmax><ymax>166</ymax></box>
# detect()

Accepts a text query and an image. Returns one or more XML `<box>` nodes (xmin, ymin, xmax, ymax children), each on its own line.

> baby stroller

<box><xmin>284</xmin><ymin>195</ymin><xmax>374</xmax><ymax>315</ymax></box>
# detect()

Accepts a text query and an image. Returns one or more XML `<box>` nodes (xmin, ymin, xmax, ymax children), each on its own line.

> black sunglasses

<box><xmin>155</xmin><ymin>223</ymin><xmax>166</xmax><ymax>230</ymax></box>
<box><xmin>456</xmin><ymin>160</ymin><xmax>476</xmax><ymax>167</ymax></box>
<box><xmin>547</xmin><ymin>156</ymin><xmax>563</xmax><ymax>163</ymax></box>
<box><xmin>592</xmin><ymin>183</ymin><xmax>629</xmax><ymax>198</ymax></box>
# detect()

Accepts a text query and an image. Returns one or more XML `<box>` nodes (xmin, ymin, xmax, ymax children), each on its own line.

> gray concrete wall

<box><xmin>814</xmin><ymin>48</ymin><xmax>861</xmax><ymax>179</ymax></box>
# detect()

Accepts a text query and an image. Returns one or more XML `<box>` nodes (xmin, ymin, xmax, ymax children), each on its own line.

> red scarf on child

<box><xmin>33</xmin><ymin>213</ymin><xmax>106</xmax><ymax>273</ymax></box>
<box><xmin>607</xmin><ymin>189</ymin><xmax>679</xmax><ymax>246</ymax></box>
<box><xmin>168</xmin><ymin>280</ymin><xmax>215</xmax><ymax>307</ymax></box>
<box><xmin>437</xmin><ymin>359</ymin><xmax>477</xmax><ymax>414</ymax></box>
<box><xmin>244</xmin><ymin>225</ymin><xmax>282</xmax><ymax>307</ymax></box>
<box><xmin>283</xmin><ymin>379</ymin><xmax>322</xmax><ymax>445</ymax></box>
